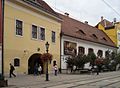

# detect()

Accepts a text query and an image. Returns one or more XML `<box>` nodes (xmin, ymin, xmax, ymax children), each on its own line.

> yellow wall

<box><xmin>116</xmin><ymin>22</ymin><xmax>120</xmax><ymax>47</ymax></box>
<box><xmin>98</xmin><ymin>24</ymin><xmax>117</xmax><ymax>46</ymax></box>
<box><xmin>4</xmin><ymin>1</ymin><xmax>61</xmax><ymax>74</ymax></box>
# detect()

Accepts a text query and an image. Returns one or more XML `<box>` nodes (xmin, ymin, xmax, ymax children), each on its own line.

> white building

<box><xmin>59</xmin><ymin>13</ymin><xmax>117</xmax><ymax>70</ymax></box>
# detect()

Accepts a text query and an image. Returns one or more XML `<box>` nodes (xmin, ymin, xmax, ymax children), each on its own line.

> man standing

<box><xmin>9</xmin><ymin>63</ymin><xmax>16</xmax><ymax>78</ymax></box>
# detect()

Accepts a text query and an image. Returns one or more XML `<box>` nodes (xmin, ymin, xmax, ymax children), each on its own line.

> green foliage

<box><xmin>66</xmin><ymin>57</ymin><xmax>75</xmax><ymax>68</ymax></box>
<box><xmin>87</xmin><ymin>52</ymin><xmax>97</xmax><ymax>66</ymax></box>
<box><xmin>103</xmin><ymin>51</ymin><xmax>118</xmax><ymax>71</ymax></box>
<box><xmin>66</xmin><ymin>50</ymin><xmax>120</xmax><ymax>71</ymax></box>
<box><xmin>111</xmin><ymin>51</ymin><xmax>116</xmax><ymax>60</ymax></box>
<box><xmin>115</xmin><ymin>53</ymin><xmax>120</xmax><ymax>64</ymax></box>
<box><xmin>66</xmin><ymin>54</ymin><xmax>91</xmax><ymax>69</ymax></box>
<box><xmin>75</xmin><ymin>54</ymin><xmax>87</xmax><ymax>68</ymax></box>
<box><xmin>102</xmin><ymin>59</ymin><xmax>110</xmax><ymax>66</ymax></box>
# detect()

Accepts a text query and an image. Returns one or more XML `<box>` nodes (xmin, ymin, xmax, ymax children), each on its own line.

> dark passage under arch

<box><xmin>28</xmin><ymin>53</ymin><xmax>43</xmax><ymax>74</ymax></box>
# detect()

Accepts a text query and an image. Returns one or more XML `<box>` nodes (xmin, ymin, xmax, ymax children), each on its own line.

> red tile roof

<box><xmin>22</xmin><ymin>0</ymin><xmax>60</xmax><ymax>19</ymax></box>
<box><xmin>59</xmin><ymin>13</ymin><xmax>116</xmax><ymax>48</ymax></box>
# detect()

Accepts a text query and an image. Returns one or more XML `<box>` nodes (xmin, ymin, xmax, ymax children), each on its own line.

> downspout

<box><xmin>60</xmin><ymin>32</ymin><xmax>62</xmax><ymax>73</ymax></box>
<box><xmin>2</xmin><ymin>0</ymin><xmax>5</xmax><ymax>77</ymax></box>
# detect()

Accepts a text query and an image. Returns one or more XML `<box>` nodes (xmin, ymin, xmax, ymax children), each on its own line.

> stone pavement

<box><xmin>2</xmin><ymin>71</ymin><xmax>120</xmax><ymax>88</ymax></box>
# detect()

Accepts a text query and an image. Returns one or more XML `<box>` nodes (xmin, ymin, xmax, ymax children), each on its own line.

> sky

<box><xmin>44</xmin><ymin>0</ymin><xmax>120</xmax><ymax>26</ymax></box>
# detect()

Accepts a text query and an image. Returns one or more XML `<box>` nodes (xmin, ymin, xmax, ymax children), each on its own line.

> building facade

<box><xmin>96</xmin><ymin>17</ymin><xmax>120</xmax><ymax>52</ymax></box>
<box><xmin>4</xmin><ymin>0</ymin><xmax>61</xmax><ymax>75</ymax></box>
<box><xmin>115</xmin><ymin>22</ymin><xmax>120</xmax><ymax>52</ymax></box>
<box><xmin>59</xmin><ymin>14</ymin><xmax>117</xmax><ymax>70</ymax></box>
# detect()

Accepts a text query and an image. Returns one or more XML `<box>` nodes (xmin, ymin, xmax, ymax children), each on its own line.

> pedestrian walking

<box><xmin>38</xmin><ymin>64</ymin><xmax>42</xmax><ymax>75</ymax></box>
<box><xmin>54</xmin><ymin>64</ymin><xmax>58</xmax><ymax>76</ymax></box>
<box><xmin>96</xmin><ymin>65</ymin><xmax>99</xmax><ymax>75</ymax></box>
<box><xmin>73</xmin><ymin>65</ymin><xmax>76</xmax><ymax>73</ymax></box>
<box><xmin>9</xmin><ymin>63</ymin><xmax>16</xmax><ymax>78</ymax></box>
<box><xmin>34</xmin><ymin>64</ymin><xmax>38</xmax><ymax>75</ymax></box>
<box><xmin>95</xmin><ymin>58</ymin><xmax>102</xmax><ymax>75</ymax></box>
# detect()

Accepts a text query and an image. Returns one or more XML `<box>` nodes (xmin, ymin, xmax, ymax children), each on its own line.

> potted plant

<box><xmin>41</xmin><ymin>53</ymin><xmax>53</xmax><ymax>63</ymax></box>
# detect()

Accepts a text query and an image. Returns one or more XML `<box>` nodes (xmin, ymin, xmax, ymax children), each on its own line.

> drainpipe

<box><xmin>60</xmin><ymin>32</ymin><xmax>62</xmax><ymax>73</ymax></box>
<box><xmin>2</xmin><ymin>0</ymin><xmax>5</xmax><ymax>78</ymax></box>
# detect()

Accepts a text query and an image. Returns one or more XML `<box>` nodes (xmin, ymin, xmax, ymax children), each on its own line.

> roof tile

<box><xmin>22</xmin><ymin>0</ymin><xmax>60</xmax><ymax>18</ymax></box>
<box><xmin>59</xmin><ymin>13</ymin><xmax>116</xmax><ymax>47</ymax></box>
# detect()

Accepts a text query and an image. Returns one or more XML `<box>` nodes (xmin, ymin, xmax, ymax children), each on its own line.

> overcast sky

<box><xmin>44</xmin><ymin>0</ymin><xmax>120</xmax><ymax>26</ymax></box>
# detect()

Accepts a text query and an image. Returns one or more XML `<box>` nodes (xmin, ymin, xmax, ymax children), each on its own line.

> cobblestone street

<box><xmin>2</xmin><ymin>71</ymin><xmax>120</xmax><ymax>88</ymax></box>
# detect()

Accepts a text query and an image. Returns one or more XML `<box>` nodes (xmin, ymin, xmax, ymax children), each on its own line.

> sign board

<box><xmin>64</xmin><ymin>41</ymin><xmax>77</xmax><ymax>55</ymax></box>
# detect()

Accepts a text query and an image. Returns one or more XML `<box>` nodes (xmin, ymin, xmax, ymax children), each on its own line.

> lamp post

<box><xmin>45</xmin><ymin>41</ymin><xmax>49</xmax><ymax>81</ymax></box>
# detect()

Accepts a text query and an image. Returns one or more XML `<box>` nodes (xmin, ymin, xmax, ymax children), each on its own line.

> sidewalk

<box><xmin>2</xmin><ymin>71</ymin><xmax>120</xmax><ymax>88</ymax></box>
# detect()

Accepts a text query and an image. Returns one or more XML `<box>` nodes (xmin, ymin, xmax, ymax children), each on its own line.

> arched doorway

<box><xmin>28</xmin><ymin>53</ymin><xmax>43</xmax><ymax>74</ymax></box>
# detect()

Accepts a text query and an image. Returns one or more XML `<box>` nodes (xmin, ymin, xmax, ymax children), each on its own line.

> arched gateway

<box><xmin>28</xmin><ymin>53</ymin><xmax>43</xmax><ymax>74</ymax></box>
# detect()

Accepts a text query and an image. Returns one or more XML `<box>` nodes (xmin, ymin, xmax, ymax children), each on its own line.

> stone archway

<box><xmin>28</xmin><ymin>53</ymin><xmax>43</xmax><ymax>74</ymax></box>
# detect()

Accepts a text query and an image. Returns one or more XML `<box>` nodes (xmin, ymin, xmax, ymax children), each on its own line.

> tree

<box><xmin>66</xmin><ymin>56</ymin><xmax>75</xmax><ymax>68</ymax></box>
<box><xmin>87</xmin><ymin>52</ymin><xmax>96</xmax><ymax>68</ymax></box>
<box><xmin>115</xmin><ymin>53</ymin><xmax>120</xmax><ymax>64</ymax></box>
<box><xmin>111</xmin><ymin>51</ymin><xmax>116</xmax><ymax>60</ymax></box>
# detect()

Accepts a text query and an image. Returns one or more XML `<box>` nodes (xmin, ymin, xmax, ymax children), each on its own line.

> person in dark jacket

<box><xmin>9</xmin><ymin>63</ymin><xmax>16</xmax><ymax>78</ymax></box>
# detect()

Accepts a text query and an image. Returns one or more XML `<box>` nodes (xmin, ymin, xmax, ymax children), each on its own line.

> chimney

<box><xmin>64</xmin><ymin>12</ymin><xmax>69</xmax><ymax>17</ymax></box>
<box><xmin>101</xmin><ymin>16</ymin><xmax>104</xmax><ymax>21</ymax></box>
<box><xmin>104</xmin><ymin>20</ymin><xmax>107</xmax><ymax>27</ymax></box>
<box><xmin>85</xmin><ymin>21</ymin><xmax>88</xmax><ymax>24</ymax></box>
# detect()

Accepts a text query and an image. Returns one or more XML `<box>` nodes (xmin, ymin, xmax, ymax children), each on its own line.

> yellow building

<box><xmin>96</xmin><ymin>17</ymin><xmax>120</xmax><ymax>52</ymax></box>
<box><xmin>96</xmin><ymin>17</ymin><xmax>117</xmax><ymax>46</ymax></box>
<box><xmin>4</xmin><ymin>0</ymin><xmax>61</xmax><ymax>75</ymax></box>
<box><xmin>115</xmin><ymin>22</ymin><xmax>120</xmax><ymax>52</ymax></box>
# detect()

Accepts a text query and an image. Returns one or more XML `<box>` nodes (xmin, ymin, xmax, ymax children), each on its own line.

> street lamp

<box><xmin>45</xmin><ymin>41</ymin><xmax>49</xmax><ymax>81</ymax></box>
<box><xmin>45</xmin><ymin>42</ymin><xmax>49</xmax><ymax>53</ymax></box>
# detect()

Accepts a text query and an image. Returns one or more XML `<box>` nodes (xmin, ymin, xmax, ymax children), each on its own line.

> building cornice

<box><xmin>62</xmin><ymin>33</ymin><xmax>117</xmax><ymax>49</ymax></box>
<box><xmin>8</xmin><ymin>0</ymin><xmax>62</xmax><ymax>22</ymax></box>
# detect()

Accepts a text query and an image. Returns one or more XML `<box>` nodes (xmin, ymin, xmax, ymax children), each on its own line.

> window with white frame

<box><xmin>118</xmin><ymin>33</ymin><xmax>120</xmax><ymax>40</ymax></box>
<box><xmin>14</xmin><ymin>58</ymin><xmax>20</xmax><ymax>67</ymax></box>
<box><xmin>52</xmin><ymin>31</ymin><xmax>55</xmax><ymax>42</ymax></box>
<box><xmin>16</xmin><ymin>20</ymin><xmax>23</xmax><ymax>36</ymax></box>
<box><xmin>88</xmin><ymin>48</ymin><xmax>94</xmax><ymax>54</ymax></box>
<box><xmin>97</xmin><ymin>50</ymin><xmax>103</xmax><ymax>57</ymax></box>
<box><xmin>40</xmin><ymin>27</ymin><xmax>45</xmax><ymax>40</ymax></box>
<box><xmin>78</xmin><ymin>46</ymin><xmax>85</xmax><ymax>55</ymax></box>
<box><xmin>32</xmin><ymin>25</ymin><xmax>37</xmax><ymax>39</ymax></box>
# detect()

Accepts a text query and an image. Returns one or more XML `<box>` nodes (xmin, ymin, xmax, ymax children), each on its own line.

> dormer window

<box><xmin>92</xmin><ymin>34</ymin><xmax>98</xmax><ymax>39</ymax></box>
<box><xmin>79</xmin><ymin>30</ymin><xmax>85</xmax><ymax>34</ymax></box>
<box><xmin>76</xmin><ymin>29</ymin><xmax>85</xmax><ymax>35</ymax></box>
<box><xmin>103</xmin><ymin>37</ymin><xmax>107</xmax><ymax>41</ymax></box>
